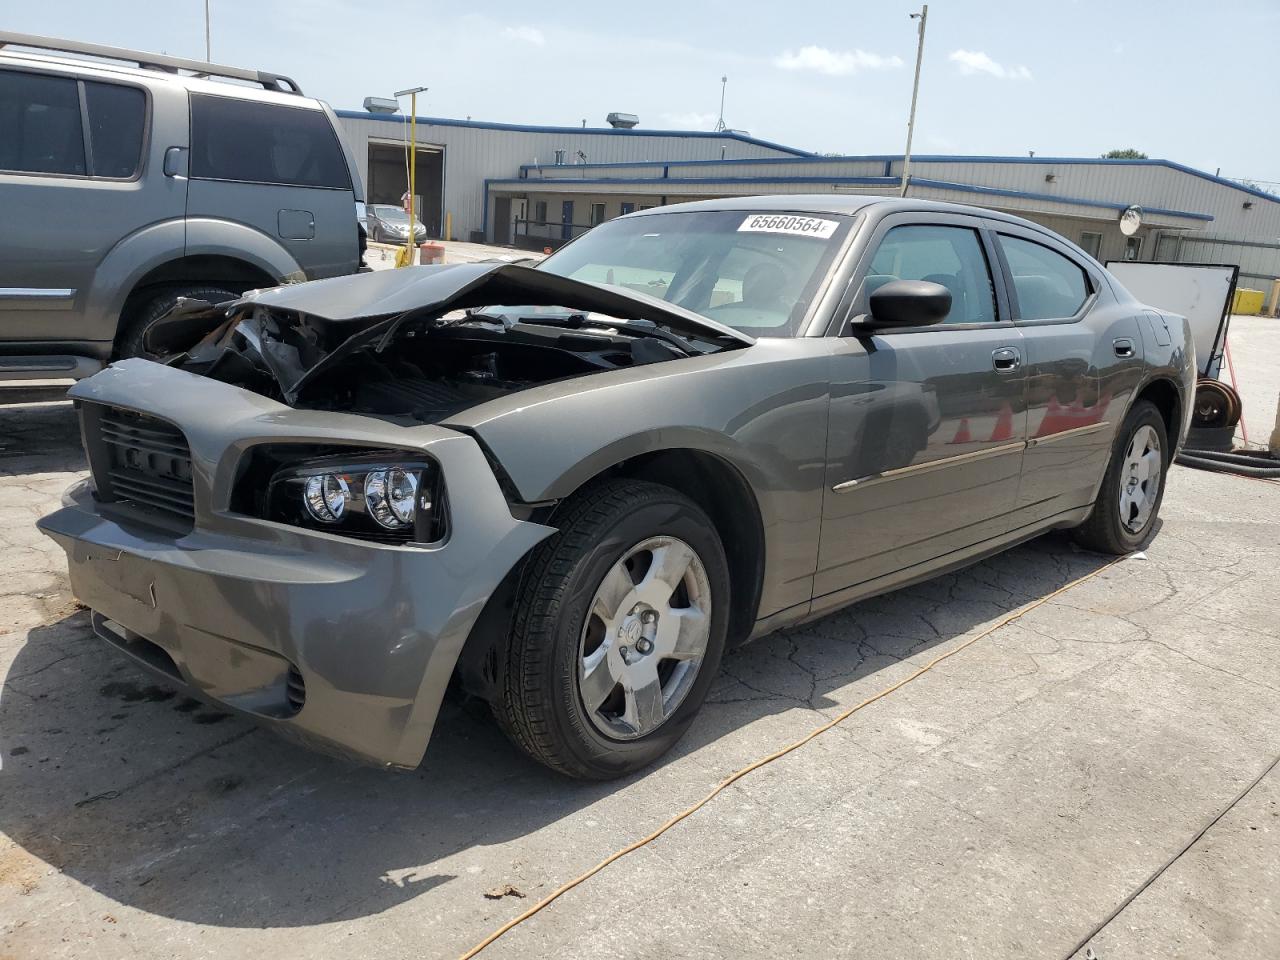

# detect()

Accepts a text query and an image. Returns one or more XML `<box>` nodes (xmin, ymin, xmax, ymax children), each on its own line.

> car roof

<box><xmin>0</xmin><ymin>48</ymin><xmax>323</xmax><ymax>110</ymax></box>
<box><xmin>628</xmin><ymin>194</ymin><xmax>1049</xmax><ymax>231</ymax></box>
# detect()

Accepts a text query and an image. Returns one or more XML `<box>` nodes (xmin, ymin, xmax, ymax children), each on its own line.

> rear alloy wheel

<box><xmin>496</xmin><ymin>479</ymin><xmax>730</xmax><ymax>779</ymax></box>
<box><xmin>1071</xmin><ymin>399</ymin><xmax>1169</xmax><ymax>554</ymax></box>
<box><xmin>1117</xmin><ymin>424</ymin><xmax>1162</xmax><ymax>535</ymax></box>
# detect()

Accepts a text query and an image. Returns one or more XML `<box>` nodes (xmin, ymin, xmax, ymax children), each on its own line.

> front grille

<box><xmin>89</xmin><ymin>406</ymin><xmax>195</xmax><ymax>528</ymax></box>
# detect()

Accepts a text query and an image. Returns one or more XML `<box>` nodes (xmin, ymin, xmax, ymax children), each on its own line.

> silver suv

<box><xmin>0</xmin><ymin>32</ymin><xmax>366</xmax><ymax>380</ymax></box>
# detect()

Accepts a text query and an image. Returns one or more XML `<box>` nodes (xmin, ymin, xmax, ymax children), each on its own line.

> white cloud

<box><xmin>659</xmin><ymin>111</ymin><xmax>718</xmax><ymax>129</ymax></box>
<box><xmin>502</xmin><ymin>26</ymin><xmax>545</xmax><ymax>46</ymax></box>
<box><xmin>775</xmin><ymin>45</ymin><xmax>904</xmax><ymax>76</ymax></box>
<box><xmin>948</xmin><ymin>49</ymin><xmax>1032</xmax><ymax>80</ymax></box>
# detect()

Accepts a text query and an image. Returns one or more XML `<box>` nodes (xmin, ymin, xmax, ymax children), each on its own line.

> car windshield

<box><xmin>536</xmin><ymin>210</ymin><xmax>855</xmax><ymax>336</ymax></box>
<box><xmin>374</xmin><ymin>206</ymin><xmax>411</xmax><ymax>223</ymax></box>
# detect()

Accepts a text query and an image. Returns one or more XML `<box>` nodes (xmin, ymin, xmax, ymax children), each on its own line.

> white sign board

<box><xmin>1106</xmin><ymin>261</ymin><xmax>1236</xmax><ymax>378</ymax></box>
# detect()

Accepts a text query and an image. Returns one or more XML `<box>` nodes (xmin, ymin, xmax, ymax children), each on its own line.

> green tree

<box><xmin>1103</xmin><ymin>148</ymin><xmax>1148</xmax><ymax>159</ymax></box>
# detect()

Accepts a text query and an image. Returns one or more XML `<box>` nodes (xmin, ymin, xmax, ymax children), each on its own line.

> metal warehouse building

<box><xmin>336</xmin><ymin>112</ymin><xmax>1280</xmax><ymax>310</ymax></box>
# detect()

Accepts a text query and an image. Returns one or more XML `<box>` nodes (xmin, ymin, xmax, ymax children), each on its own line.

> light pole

<box><xmin>204</xmin><ymin>0</ymin><xmax>211</xmax><ymax>60</ymax></box>
<box><xmin>394</xmin><ymin>85</ymin><xmax>427</xmax><ymax>268</ymax></box>
<box><xmin>899</xmin><ymin>4</ymin><xmax>928</xmax><ymax>197</ymax></box>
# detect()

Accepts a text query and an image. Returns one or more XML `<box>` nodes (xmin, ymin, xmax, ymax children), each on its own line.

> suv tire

<box><xmin>496</xmin><ymin>479</ymin><xmax>730</xmax><ymax>779</ymax></box>
<box><xmin>1071</xmin><ymin>399</ymin><xmax>1169</xmax><ymax>555</ymax></box>
<box><xmin>117</xmin><ymin>286</ymin><xmax>239</xmax><ymax>360</ymax></box>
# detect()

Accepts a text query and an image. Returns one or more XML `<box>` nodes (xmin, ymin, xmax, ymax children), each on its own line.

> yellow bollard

<box><xmin>445</xmin><ymin>211</ymin><xmax>452</xmax><ymax>242</ymax></box>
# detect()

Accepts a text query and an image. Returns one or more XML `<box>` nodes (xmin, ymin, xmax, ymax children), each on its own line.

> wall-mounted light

<box><xmin>1044</xmin><ymin>173</ymin><xmax>1057</xmax><ymax>183</ymax></box>
<box><xmin>1243</xmin><ymin>201</ymin><xmax>1254</xmax><ymax>210</ymax></box>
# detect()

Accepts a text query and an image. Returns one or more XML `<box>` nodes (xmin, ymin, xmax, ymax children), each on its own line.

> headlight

<box><xmin>263</xmin><ymin>453</ymin><xmax>445</xmax><ymax>543</ymax></box>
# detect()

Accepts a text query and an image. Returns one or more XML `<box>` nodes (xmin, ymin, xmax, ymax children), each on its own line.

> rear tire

<box><xmin>1071</xmin><ymin>399</ymin><xmax>1169</xmax><ymax>554</ymax></box>
<box><xmin>496</xmin><ymin>479</ymin><xmax>730</xmax><ymax>779</ymax></box>
<box><xmin>116</xmin><ymin>285</ymin><xmax>239</xmax><ymax>360</ymax></box>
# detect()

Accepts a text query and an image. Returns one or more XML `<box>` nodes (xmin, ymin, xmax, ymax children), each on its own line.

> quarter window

<box><xmin>190</xmin><ymin>94</ymin><xmax>350</xmax><ymax>189</ymax></box>
<box><xmin>866</xmin><ymin>224</ymin><xmax>997</xmax><ymax>324</ymax></box>
<box><xmin>0</xmin><ymin>69</ymin><xmax>86</xmax><ymax>175</ymax></box>
<box><xmin>999</xmin><ymin>234</ymin><xmax>1090</xmax><ymax>320</ymax></box>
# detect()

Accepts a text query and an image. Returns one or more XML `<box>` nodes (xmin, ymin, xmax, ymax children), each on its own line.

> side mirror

<box><xmin>863</xmin><ymin>279</ymin><xmax>951</xmax><ymax>329</ymax></box>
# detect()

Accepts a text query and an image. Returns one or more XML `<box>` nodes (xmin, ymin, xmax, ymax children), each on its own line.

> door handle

<box><xmin>1113</xmin><ymin>338</ymin><xmax>1135</xmax><ymax>358</ymax></box>
<box><xmin>992</xmin><ymin>346</ymin><xmax>1021</xmax><ymax>373</ymax></box>
<box><xmin>163</xmin><ymin>146</ymin><xmax>188</xmax><ymax>178</ymax></box>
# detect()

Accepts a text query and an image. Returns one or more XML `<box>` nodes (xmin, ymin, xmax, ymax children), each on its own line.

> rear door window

<box><xmin>0</xmin><ymin>69</ymin><xmax>86</xmax><ymax>175</ymax></box>
<box><xmin>190</xmin><ymin>94</ymin><xmax>350</xmax><ymax>189</ymax></box>
<box><xmin>866</xmin><ymin>224</ymin><xmax>998</xmax><ymax>324</ymax></box>
<box><xmin>998</xmin><ymin>234</ymin><xmax>1091</xmax><ymax>320</ymax></box>
<box><xmin>84</xmin><ymin>81</ymin><xmax>146</xmax><ymax>178</ymax></box>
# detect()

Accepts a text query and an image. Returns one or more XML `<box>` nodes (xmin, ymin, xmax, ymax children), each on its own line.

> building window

<box><xmin>590</xmin><ymin>202</ymin><xmax>607</xmax><ymax>226</ymax></box>
<box><xmin>1079</xmin><ymin>231</ymin><xmax>1103</xmax><ymax>259</ymax></box>
<box><xmin>534</xmin><ymin>200</ymin><xmax>548</xmax><ymax>225</ymax></box>
<box><xmin>1124</xmin><ymin>235</ymin><xmax>1143</xmax><ymax>261</ymax></box>
<box><xmin>620</xmin><ymin>202</ymin><xmax>636</xmax><ymax>215</ymax></box>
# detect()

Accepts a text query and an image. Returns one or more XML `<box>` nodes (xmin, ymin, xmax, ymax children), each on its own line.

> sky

<box><xmin>7</xmin><ymin>0</ymin><xmax>1278</xmax><ymax>183</ymax></box>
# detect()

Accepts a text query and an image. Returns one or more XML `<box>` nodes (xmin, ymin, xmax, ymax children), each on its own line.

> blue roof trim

<box><xmin>518</xmin><ymin>152</ymin><xmax>1278</xmax><ymax>204</ymax></box>
<box><xmin>488</xmin><ymin>176</ymin><xmax>899</xmax><ymax>188</ymax></box>
<box><xmin>488</xmin><ymin>174</ymin><xmax>1213</xmax><ymax>222</ymax></box>
<box><xmin>334</xmin><ymin>109</ymin><xmax>812</xmax><ymax>157</ymax></box>
<box><xmin>907</xmin><ymin>177</ymin><xmax>1214</xmax><ymax>221</ymax></box>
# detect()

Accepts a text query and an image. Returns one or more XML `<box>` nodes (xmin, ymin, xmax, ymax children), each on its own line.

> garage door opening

<box><xmin>367</xmin><ymin>140</ymin><xmax>444</xmax><ymax>238</ymax></box>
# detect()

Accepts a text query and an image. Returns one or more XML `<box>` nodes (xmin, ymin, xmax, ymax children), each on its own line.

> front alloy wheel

<box><xmin>578</xmin><ymin>536</ymin><xmax>713</xmax><ymax>740</ymax></box>
<box><xmin>496</xmin><ymin>479</ymin><xmax>730</xmax><ymax>779</ymax></box>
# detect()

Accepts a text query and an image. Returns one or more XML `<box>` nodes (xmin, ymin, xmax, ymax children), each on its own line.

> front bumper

<box><xmin>38</xmin><ymin>360</ymin><xmax>555</xmax><ymax>768</ymax></box>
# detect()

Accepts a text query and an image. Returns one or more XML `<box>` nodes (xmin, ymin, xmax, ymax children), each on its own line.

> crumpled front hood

<box><xmin>244</xmin><ymin>261</ymin><xmax>752</xmax><ymax>345</ymax></box>
<box><xmin>149</xmin><ymin>261</ymin><xmax>753</xmax><ymax>405</ymax></box>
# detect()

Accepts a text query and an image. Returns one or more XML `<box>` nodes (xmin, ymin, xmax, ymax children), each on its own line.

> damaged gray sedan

<box><xmin>39</xmin><ymin>196</ymin><xmax>1194</xmax><ymax>778</ymax></box>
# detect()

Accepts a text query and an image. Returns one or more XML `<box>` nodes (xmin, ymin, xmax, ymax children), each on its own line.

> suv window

<box><xmin>190</xmin><ymin>94</ymin><xmax>350</xmax><ymax>189</ymax></box>
<box><xmin>866</xmin><ymin>224</ymin><xmax>997</xmax><ymax>324</ymax></box>
<box><xmin>0</xmin><ymin>71</ymin><xmax>147</xmax><ymax>178</ymax></box>
<box><xmin>84</xmin><ymin>82</ymin><xmax>146</xmax><ymax>178</ymax></box>
<box><xmin>999</xmin><ymin>234</ymin><xmax>1090</xmax><ymax>320</ymax></box>
<box><xmin>0</xmin><ymin>70</ymin><xmax>86</xmax><ymax>175</ymax></box>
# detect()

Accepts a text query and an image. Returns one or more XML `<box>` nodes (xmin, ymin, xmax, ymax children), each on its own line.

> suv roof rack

<box><xmin>0</xmin><ymin>31</ymin><xmax>304</xmax><ymax>95</ymax></box>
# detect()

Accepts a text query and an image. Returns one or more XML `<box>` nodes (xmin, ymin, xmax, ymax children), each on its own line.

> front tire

<box><xmin>496</xmin><ymin>479</ymin><xmax>730</xmax><ymax>779</ymax></box>
<box><xmin>1071</xmin><ymin>399</ymin><xmax>1169</xmax><ymax>554</ymax></box>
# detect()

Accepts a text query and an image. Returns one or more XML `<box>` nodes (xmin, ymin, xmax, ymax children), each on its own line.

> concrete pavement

<box><xmin>1</xmin><ymin>379</ymin><xmax>1278</xmax><ymax>958</ymax></box>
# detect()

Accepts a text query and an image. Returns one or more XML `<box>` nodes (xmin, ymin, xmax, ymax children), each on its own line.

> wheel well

<box><xmin>451</xmin><ymin>447</ymin><xmax>767</xmax><ymax>704</ymax></box>
<box><xmin>604</xmin><ymin>449</ymin><xmax>766</xmax><ymax>647</ymax></box>
<box><xmin>1134</xmin><ymin>378</ymin><xmax>1182</xmax><ymax>448</ymax></box>
<box><xmin>115</xmin><ymin>255</ymin><xmax>278</xmax><ymax>350</ymax></box>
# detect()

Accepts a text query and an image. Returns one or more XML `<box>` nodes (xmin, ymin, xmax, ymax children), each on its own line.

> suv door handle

<box><xmin>992</xmin><ymin>346</ymin><xmax>1021</xmax><ymax>373</ymax></box>
<box><xmin>1113</xmin><ymin>338</ymin><xmax>1135</xmax><ymax>358</ymax></box>
<box><xmin>163</xmin><ymin>146</ymin><xmax>188</xmax><ymax>178</ymax></box>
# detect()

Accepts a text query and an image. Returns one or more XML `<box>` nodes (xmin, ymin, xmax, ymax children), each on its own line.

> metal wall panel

<box><xmin>336</xmin><ymin>115</ymin><xmax>800</xmax><ymax>239</ymax></box>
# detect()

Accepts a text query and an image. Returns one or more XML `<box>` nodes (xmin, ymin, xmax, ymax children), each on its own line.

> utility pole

<box><xmin>714</xmin><ymin>75</ymin><xmax>728</xmax><ymax>132</ymax></box>
<box><xmin>204</xmin><ymin>0</ymin><xmax>211</xmax><ymax>60</ymax></box>
<box><xmin>899</xmin><ymin>4</ymin><xmax>928</xmax><ymax>197</ymax></box>
<box><xmin>394</xmin><ymin>85</ymin><xmax>428</xmax><ymax>268</ymax></box>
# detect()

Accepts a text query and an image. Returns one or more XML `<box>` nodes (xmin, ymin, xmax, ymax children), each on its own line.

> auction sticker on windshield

<box><xmin>738</xmin><ymin>214</ymin><xmax>839</xmax><ymax>239</ymax></box>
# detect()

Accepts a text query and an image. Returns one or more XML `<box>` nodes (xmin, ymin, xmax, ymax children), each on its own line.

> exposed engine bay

<box><xmin>145</xmin><ymin>262</ymin><xmax>751</xmax><ymax>423</ymax></box>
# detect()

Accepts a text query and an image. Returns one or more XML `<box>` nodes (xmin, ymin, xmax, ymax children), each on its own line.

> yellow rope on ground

<box><xmin>458</xmin><ymin>554</ymin><xmax>1128</xmax><ymax>959</ymax></box>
